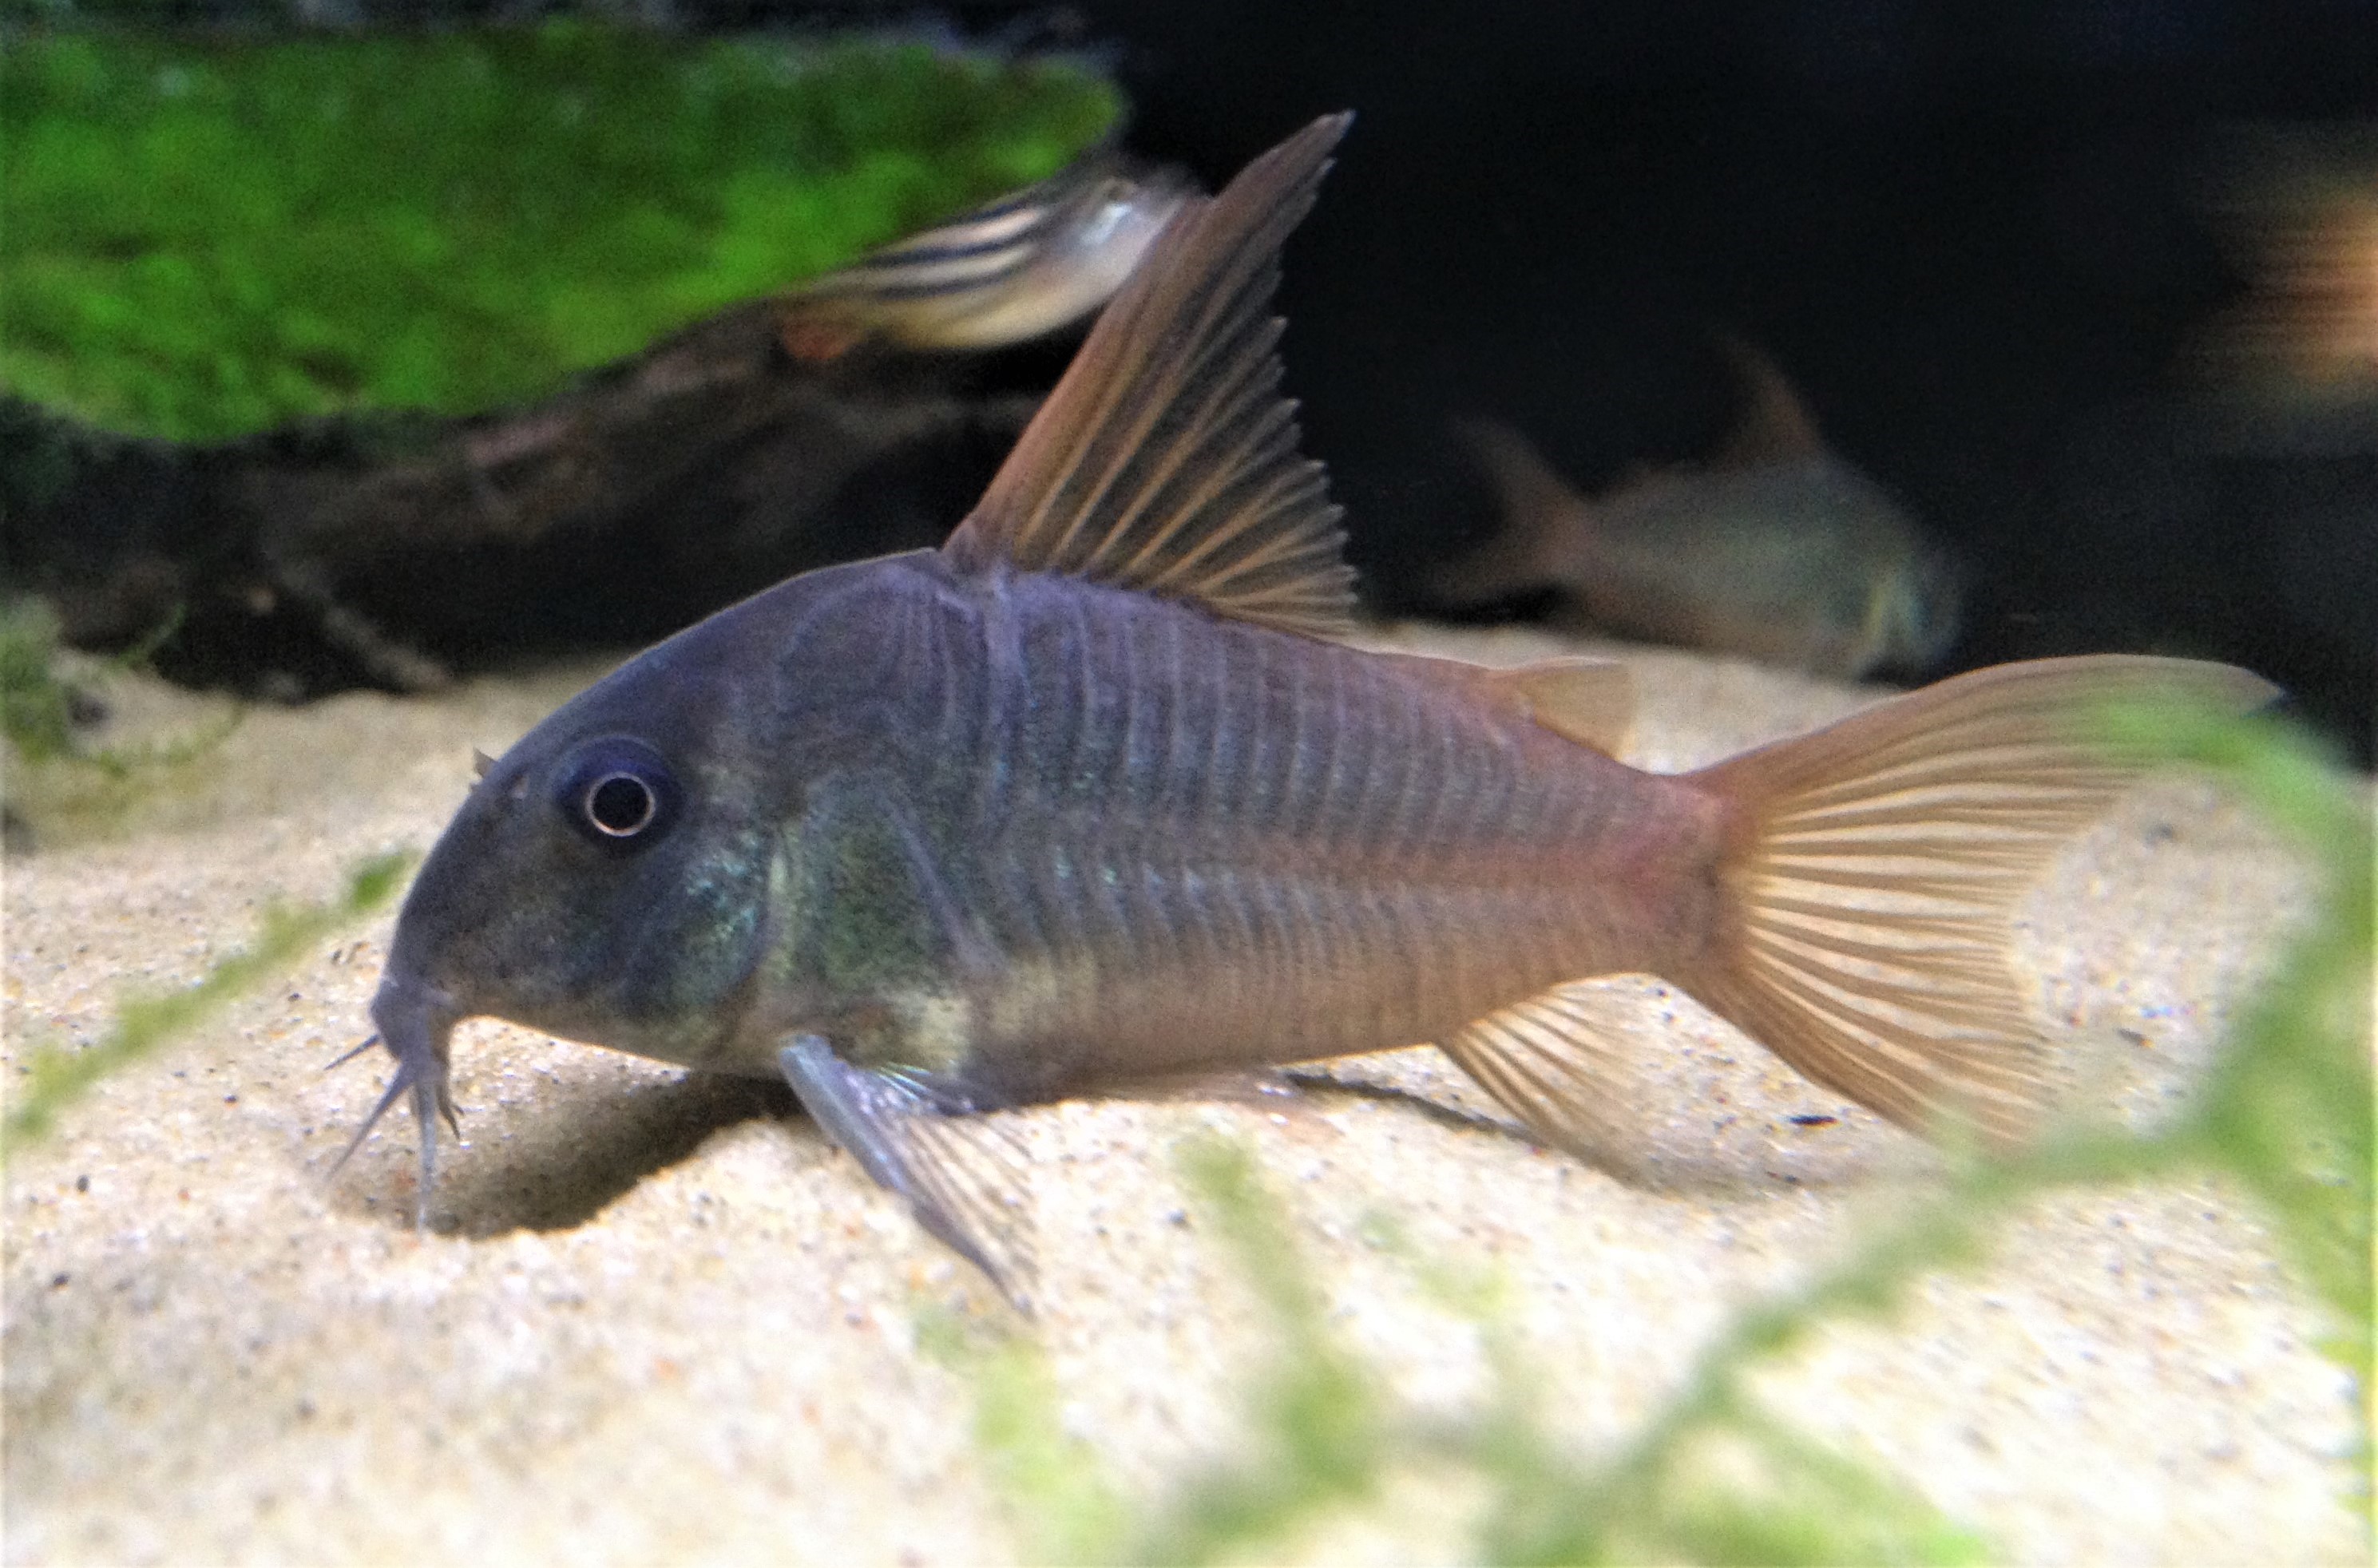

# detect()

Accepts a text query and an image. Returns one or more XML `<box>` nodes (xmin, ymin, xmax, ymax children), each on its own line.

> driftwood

<box><xmin>1</xmin><ymin>298</ymin><xmax>1049</xmax><ymax>698</ymax></box>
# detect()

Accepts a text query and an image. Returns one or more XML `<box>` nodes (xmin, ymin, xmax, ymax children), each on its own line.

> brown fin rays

<box><xmin>1436</xmin><ymin>987</ymin><xmax>1651</xmax><ymax>1173</ymax></box>
<box><xmin>943</xmin><ymin>114</ymin><xmax>1356</xmax><ymax>636</ymax></box>
<box><xmin>1431</xmin><ymin>655</ymin><xmax>2276</xmax><ymax>1162</ymax></box>
<box><xmin>1677</xmin><ymin>655</ymin><xmax>2279</xmax><ymax>1143</ymax></box>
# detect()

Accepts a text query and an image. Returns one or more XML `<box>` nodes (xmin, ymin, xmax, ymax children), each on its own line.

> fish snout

<box><xmin>1901</xmin><ymin>548</ymin><xmax>1967</xmax><ymax>669</ymax></box>
<box><xmin>366</xmin><ymin>968</ymin><xmax>463</xmax><ymax>1123</ymax></box>
<box><xmin>346</xmin><ymin>969</ymin><xmax>467</xmax><ymax>1226</ymax></box>
<box><xmin>367</xmin><ymin>969</ymin><xmax>462</xmax><ymax>1074</ymax></box>
<box><xmin>1867</xmin><ymin>548</ymin><xmax>1965</xmax><ymax>675</ymax></box>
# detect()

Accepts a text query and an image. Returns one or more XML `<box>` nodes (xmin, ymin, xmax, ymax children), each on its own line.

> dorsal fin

<box><xmin>942</xmin><ymin>115</ymin><xmax>1357</xmax><ymax>636</ymax></box>
<box><xmin>1460</xmin><ymin>418</ymin><xmax>1591</xmax><ymax>533</ymax></box>
<box><xmin>1710</xmin><ymin>334</ymin><xmax>1826</xmax><ymax>467</ymax></box>
<box><xmin>1441</xmin><ymin>418</ymin><xmax>1602</xmax><ymax>605</ymax></box>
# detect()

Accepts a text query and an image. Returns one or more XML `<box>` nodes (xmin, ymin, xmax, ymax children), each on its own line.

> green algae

<box><xmin>0</xmin><ymin>25</ymin><xmax>1120</xmax><ymax>441</ymax></box>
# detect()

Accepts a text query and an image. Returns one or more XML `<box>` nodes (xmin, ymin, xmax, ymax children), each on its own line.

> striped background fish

<box><xmin>776</xmin><ymin>153</ymin><xmax>1193</xmax><ymax>361</ymax></box>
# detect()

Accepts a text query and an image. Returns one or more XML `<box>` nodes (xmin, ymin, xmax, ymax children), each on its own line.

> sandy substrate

<box><xmin>2</xmin><ymin>626</ymin><xmax>2363</xmax><ymax>1565</ymax></box>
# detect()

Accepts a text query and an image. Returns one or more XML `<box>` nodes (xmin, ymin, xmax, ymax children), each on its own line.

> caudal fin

<box><xmin>1679</xmin><ymin>655</ymin><xmax>2278</xmax><ymax>1143</ymax></box>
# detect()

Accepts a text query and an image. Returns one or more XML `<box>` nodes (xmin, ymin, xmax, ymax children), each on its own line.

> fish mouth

<box><xmin>335</xmin><ymin>970</ymin><xmax>465</xmax><ymax>1229</ymax></box>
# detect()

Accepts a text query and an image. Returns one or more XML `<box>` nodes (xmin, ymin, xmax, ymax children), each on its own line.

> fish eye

<box><xmin>586</xmin><ymin>773</ymin><xmax>656</xmax><ymax>836</ymax></box>
<box><xmin>553</xmin><ymin>738</ymin><xmax>682</xmax><ymax>850</ymax></box>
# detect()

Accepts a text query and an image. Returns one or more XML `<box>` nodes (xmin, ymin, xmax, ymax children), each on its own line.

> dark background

<box><xmin>1072</xmin><ymin>0</ymin><xmax>2378</xmax><ymax>754</ymax></box>
<box><xmin>38</xmin><ymin>0</ymin><xmax>2378</xmax><ymax>754</ymax></box>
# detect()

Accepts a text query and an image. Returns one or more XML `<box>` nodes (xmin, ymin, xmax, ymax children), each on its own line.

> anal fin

<box><xmin>1435</xmin><ymin>985</ymin><xmax>1646</xmax><ymax>1171</ymax></box>
<box><xmin>778</xmin><ymin>1035</ymin><xmax>1036</xmax><ymax>1309</ymax></box>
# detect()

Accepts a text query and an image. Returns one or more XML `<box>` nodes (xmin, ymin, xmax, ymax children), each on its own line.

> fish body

<box><xmin>353</xmin><ymin>117</ymin><xmax>2270</xmax><ymax>1299</ymax></box>
<box><xmin>775</xmin><ymin>156</ymin><xmax>1194</xmax><ymax>361</ymax></box>
<box><xmin>1449</xmin><ymin>350</ymin><xmax>1962</xmax><ymax>679</ymax></box>
<box><xmin>393</xmin><ymin>548</ymin><xmax>1712</xmax><ymax>1106</ymax></box>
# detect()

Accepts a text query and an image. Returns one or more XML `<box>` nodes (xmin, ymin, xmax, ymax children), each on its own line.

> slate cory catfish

<box><xmin>343</xmin><ymin>116</ymin><xmax>2271</xmax><ymax>1297</ymax></box>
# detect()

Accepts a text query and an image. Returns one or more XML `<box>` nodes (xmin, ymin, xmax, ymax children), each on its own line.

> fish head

<box><xmin>374</xmin><ymin>649</ymin><xmax>784</xmax><ymax>1087</ymax></box>
<box><xmin>1864</xmin><ymin>540</ymin><xmax>1964</xmax><ymax>676</ymax></box>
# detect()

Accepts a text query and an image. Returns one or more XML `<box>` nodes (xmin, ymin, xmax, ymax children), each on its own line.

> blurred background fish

<box><xmin>2186</xmin><ymin>124</ymin><xmax>2378</xmax><ymax>459</ymax></box>
<box><xmin>1442</xmin><ymin>343</ymin><xmax>1962</xmax><ymax>681</ymax></box>
<box><xmin>775</xmin><ymin>152</ymin><xmax>1195</xmax><ymax>361</ymax></box>
<box><xmin>2154</xmin><ymin>123</ymin><xmax>2377</xmax><ymax>727</ymax></box>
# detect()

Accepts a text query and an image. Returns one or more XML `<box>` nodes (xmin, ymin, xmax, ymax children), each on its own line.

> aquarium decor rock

<box><xmin>0</xmin><ymin>25</ymin><xmax>1121</xmax><ymax>442</ymax></box>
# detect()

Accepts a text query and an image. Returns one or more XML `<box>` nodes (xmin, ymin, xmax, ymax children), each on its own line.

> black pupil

<box><xmin>585</xmin><ymin>773</ymin><xmax>655</xmax><ymax>836</ymax></box>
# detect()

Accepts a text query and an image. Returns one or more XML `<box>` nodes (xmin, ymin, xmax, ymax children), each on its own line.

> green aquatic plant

<box><xmin>937</xmin><ymin>697</ymin><xmax>2372</xmax><ymax>1562</ymax></box>
<box><xmin>2089</xmin><ymin>697</ymin><xmax>2372</xmax><ymax>1380</ymax></box>
<box><xmin>939</xmin><ymin>1139</ymin><xmax>1986</xmax><ymax>1566</ymax></box>
<box><xmin>0</xmin><ymin>600</ymin><xmax>243</xmax><ymax>841</ymax></box>
<box><xmin>1129</xmin><ymin>1142</ymin><xmax>1403</xmax><ymax>1563</ymax></box>
<box><xmin>0</xmin><ymin>600</ymin><xmax>79</xmax><ymax>765</ymax></box>
<box><xmin>0</xmin><ymin>24</ymin><xmax>1120</xmax><ymax>441</ymax></box>
<box><xmin>1</xmin><ymin>850</ymin><xmax>411</xmax><ymax>1158</ymax></box>
<box><xmin>918</xmin><ymin>1318</ymin><xmax>1136</xmax><ymax>1567</ymax></box>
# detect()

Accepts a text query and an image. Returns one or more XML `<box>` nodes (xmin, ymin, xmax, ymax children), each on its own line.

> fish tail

<box><xmin>1442</xmin><ymin>419</ymin><xmax>1595</xmax><ymax>603</ymax></box>
<box><xmin>1675</xmin><ymin>655</ymin><xmax>2277</xmax><ymax>1142</ymax></box>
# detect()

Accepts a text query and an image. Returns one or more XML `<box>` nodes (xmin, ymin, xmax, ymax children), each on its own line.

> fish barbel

<box><xmin>347</xmin><ymin>116</ymin><xmax>2273</xmax><ymax>1301</ymax></box>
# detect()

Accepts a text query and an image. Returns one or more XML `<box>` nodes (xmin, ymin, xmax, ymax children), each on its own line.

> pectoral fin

<box><xmin>777</xmin><ymin>1035</ymin><xmax>1036</xmax><ymax>1307</ymax></box>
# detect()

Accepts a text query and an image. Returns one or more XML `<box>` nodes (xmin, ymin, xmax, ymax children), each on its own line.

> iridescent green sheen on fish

<box><xmin>343</xmin><ymin>117</ymin><xmax>2275</xmax><ymax>1305</ymax></box>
